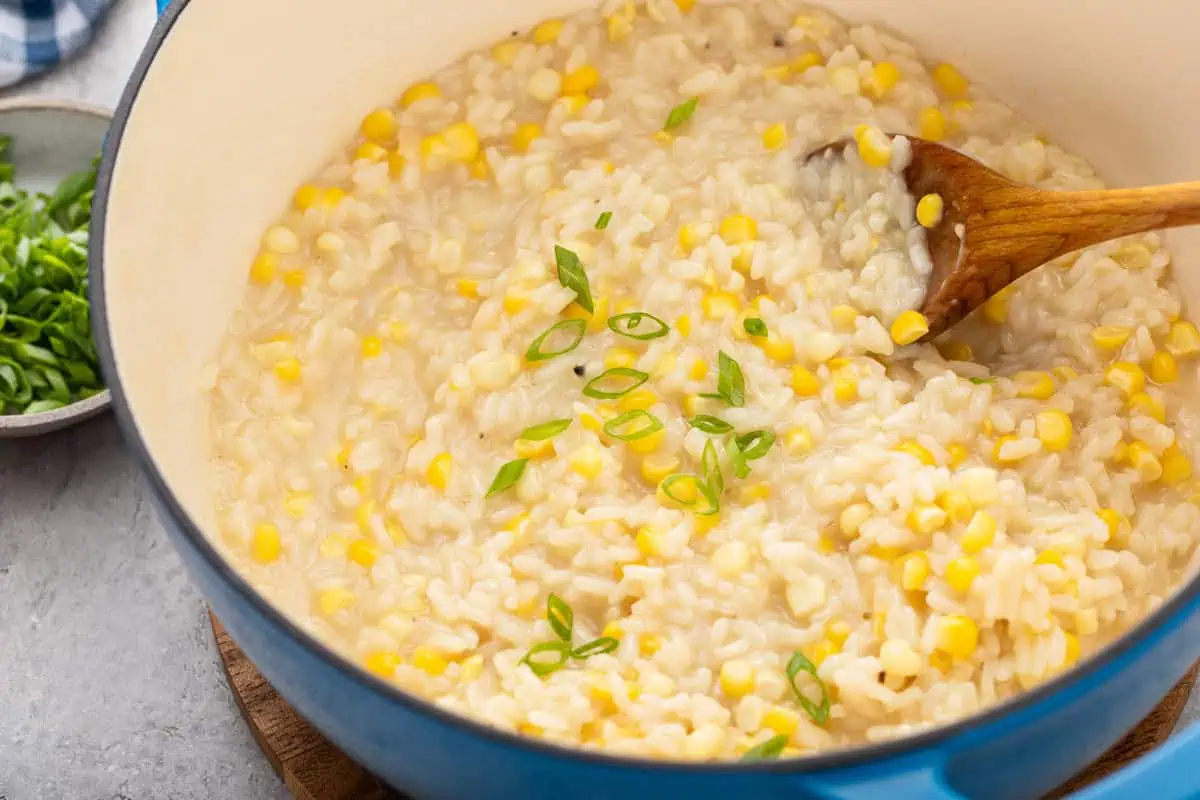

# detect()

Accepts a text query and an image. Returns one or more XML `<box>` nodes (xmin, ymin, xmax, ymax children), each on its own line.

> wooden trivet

<box><xmin>210</xmin><ymin>614</ymin><xmax>1196</xmax><ymax>800</ymax></box>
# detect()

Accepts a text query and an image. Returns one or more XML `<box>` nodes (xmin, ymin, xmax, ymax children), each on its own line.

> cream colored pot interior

<box><xmin>104</xmin><ymin>0</ymin><xmax>1200</xmax><ymax>535</ymax></box>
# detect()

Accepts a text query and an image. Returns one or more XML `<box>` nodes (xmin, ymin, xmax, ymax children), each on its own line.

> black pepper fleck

<box><xmin>773</xmin><ymin>33</ymin><xmax>786</xmax><ymax>47</ymax></box>
<box><xmin>511</xmin><ymin>29</ymin><xmax>519</xmax><ymax>37</ymax></box>
<box><xmin>573</xmin><ymin>364</ymin><xmax>586</xmax><ymax>377</ymax></box>
<box><xmin>479</xmin><ymin>433</ymin><xmax>485</xmax><ymax>439</ymax></box>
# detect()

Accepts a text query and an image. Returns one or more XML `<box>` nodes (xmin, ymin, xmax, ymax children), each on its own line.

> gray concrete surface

<box><xmin>0</xmin><ymin>1</ymin><xmax>1196</xmax><ymax>799</ymax></box>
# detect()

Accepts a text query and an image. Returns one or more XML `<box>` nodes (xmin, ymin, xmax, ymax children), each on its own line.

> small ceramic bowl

<box><xmin>0</xmin><ymin>98</ymin><xmax>111</xmax><ymax>437</ymax></box>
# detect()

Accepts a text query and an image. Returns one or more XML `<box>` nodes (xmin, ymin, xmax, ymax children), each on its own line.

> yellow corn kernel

<box><xmin>293</xmin><ymin>184</ymin><xmax>323</xmax><ymax>211</ymax></box>
<box><xmin>347</xmin><ymin>538</ymin><xmax>379</xmax><ymax>569</ymax></box>
<box><xmin>635</xmin><ymin>526</ymin><xmax>666</xmax><ymax>559</ymax></box>
<box><xmin>273</xmin><ymin>358</ymin><xmax>302</xmax><ymax>384</ymax></box>
<box><xmin>758</xmin><ymin>336</ymin><xmax>795</xmax><ymax>363</ymax></box>
<box><xmin>453</xmin><ymin>279</ymin><xmax>479</xmax><ymax>300</ymax></box>
<box><xmin>1035</xmin><ymin>409</ymin><xmax>1073</xmax><ymax>453</ymax></box>
<box><xmin>937</xmin><ymin>489</ymin><xmax>974</xmax><ymax>524</ymax></box>
<box><xmin>896</xmin><ymin>440</ymin><xmax>936</xmax><ymax>467</ymax></box>
<box><xmin>739</xmin><ymin>483</ymin><xmax>772</xmax><ymax>504</ymax></box>
<box><xmin>364</xmin><ymin>650</ymin><xmax>402</xmax><ymax>679</ymax></box>
<box><xmin>1097</xmin><ymin>508</ymin><xmax>1127</xmax><ymax>547</ymax></box>
<box><xmin>785</xmin><ymin>426</ymin><xmax>815</xmax><ymax>455</ymax></box>
<box><xmin>676</xmin><ymin>223</ymin><xmax>700</xmax><ymax>254</ymax></box>
<box><xmin>1148</xmin><ymin>351</ymin><xmax>1179</xmax><ymax>384</ymax></box>
<box><xmin>619</xmin><ymin>387</ymin><xmax>659</xmax><ymax>413</ymax></box>
<box><xmin>443</xmin><ymin>122</ymin><xmax>480</xmax><ymax>163</ymax></box>
<box><xmin>839</xmin><ymin>503</ymin><xmax>872</xmax><ymax>537</ymax></box>
<box><xmin>283</xmin><ymin>490</ymin><xmax>313</xmax><ymax>519</ymax></box>
<box><xmin>1161</xmin><ymin>444</ymin><xmax>1193</xmax><ymax>486</ymax></box>
<box><xmin>993</xmin><ymin>435</ymin><xmax>1028</xmax><ymax>465</ymax></box>
<box><xmin>762</xmin><ymin>122</ymin><xmax>788</xmax><ymax>151</ymax></box>
<box><xmin>935</xmin><ymin>614</ymin><xmax>978</xmax><ymax>659</ymax></box>
<box><xmin>605</xmin><ymin>347</ymin><xmax>638</xmax><ymax>370</ymax></box>
<box><xmin>1013</xmin><ymin>370</ymin><xmax>1055</xmax><ymax>400</ymax></box>
<box><xmin>866</xmin><ymin>61</ymin><xmax>901</xmax><ymax>98</ymax></box>
<box><xmin>250</xmin><ymin>523</ymin><xmax>282</xmax><ymax>564</ymax></box>
<box><xmin>719</xmin><ymin>660</ymin><xmax>756</xmax><ymax>698</ymax></box>
<box><xmin>824</xmin><ymin>305</ymin><xmax>856</xmax><ymax>332</ymax></box>
<box><xmin>719</xmin><ymin>214</ymin><xmax>758</xmax><ymax>245</ymax></box>
<box><xmin>316</xmin><ymin>588</ymin><xmax>356</xmax><ymax>617</ymax></box>
<box><xmin>321</xmin><ymin>187</ymin><xmax>348</xmax><ymax>210</ymax></box>
<box><xmin>1127</xmin><ymin>441</ymin><xmax>1163</xmax><ymax>482</ymax></box>
<box><xmin>607</xmin><ymin>7</ymin><xmax>634</xmax><ymax>42</ymax></box>
<box><xmin>961</xmin><ymin>510</ymin><xmax>997</xmax><ymax>554</ymax></box>
<box><xmin>600</xmin><ymin>620</ymin><xmax>625</xmax><ymax>641</ymax></box>
<box><xmin>791</xmin><ymin>365</ymin><xmax>820</xmax><ymax>397</ymax></box>
<box><xmin>945</xmin><ymin>557</ymin><xmax>980</xmax><ymax>593</ymax></box>
<box><xmin>419</xmin><ymin>133</ymin><xmax>449</xmax><ymax>170</ymax></box>
<box><xmin>763</xmin><ymin>705</ymin><xmax>800</xmax><ymax>738</ymax></box>
<box><xmin>562</xmin><ymin>65</ymin><xmax>599</xmax><ymax>94</ymax></box>
<box><xmin>401</xmin><ymin>82</ymin><xmax>440</xmax><ymax>107</ymax></box>
<box><xmin>702</xmin><ymin>291</ymin><xmax>740</xmax><ymax>320</ymax></box>
<box><xmin>947</xmin><ymin>443</ymin><xmax>969</xmax><ymax>468</ymax></box>
<box><xmin>355</xmin><ymin>141</ymin><xmax>387</xmax><ymax>162</ymax></box>
<box><xmin>628</xmin><ymin>428</ymin><xmax>664</xmax><ymax>455</ymax></box>
<box><xmin>639</xmin><ymin>633</ymin><xmax>662</xmax><ymax>657</ymax></box>
<box><xmin>514</xmin><ymin>437</ymin><xmax>555</xmax><ymax>460</ymax></box>
<box><xmin>361</xmin><ymin>108</ymin><xmax>398</xmax><ymax>143</ymax></box>
<box><xmin>569</xmin><ymin>446</ymin><xmax>604</xmax><ymax>478</ymax></box>
<box><xmin>640</xmin><ymin>454</ymin><xmax>680</xmax><ymax>485</ymax></box>
<box><xmin>833</xmin><ymin>370</ymin><xmax>858</xmax><ymax>404</ymax></box>
<box><xmin>387</xmin><ymin>151</ymin><xmax>408</xmax><ymax>178</ymax></box>
<box><xmin>502</xmin><ymin>287</ymin><xmax>530</xmax><ymax>315</ymax></box>
<box><xmin>412</xmin><ymin>646</ymin><xmax>449</xmax><ymax>676</ymax></box>
<box><xmin>249</xmin><ymin>252</ymin><xmax>278</xmax><ymax>284</ymax></box>
<box><xmin>353</xmin><ymin>474</ymin><xmax>373</xmax><ymax>498</ymax></box>
<box><xmin>1127</xmin><ymin>392</ymin><xmax>1167</xmax><ymax>423</ymax></box>
<box><xmin>1059</xmin><ymin>632</ymin><xmax>1081</xmax><ymax>668</ymax></box>
<box><xmin>907</xmin><ymin>503</ymin><xmax>948</xmax><ymax>535</ymax></box>
<box><xmin>278</xmin><ymin>269</ymin><xmax>305</xmax><ymax>290</ymax></box>
<box><xmin>808</xmin><ymin>639</ymin><xmax>839</xmax><ymax>667</ymax></box>
<box><xmin>426</xmin><ymin>452</ymin><xmax>452</xmax><ymax>491</ymax></box>
<box><xmin>1166</xmin><ymin>320</ymin><xmax>1200</xmax><ymax>358</ymax></box>
<box><xmin>492</xmin><ymin>40</ymin><xmax>523</xmax><ymax>65</ymax></box>
<box><xmin>1034</xmin><ymin>548</ymin><xmax>1064</xmax><ymax>567</ymax></box>
<box><xmin>793</xmin><ymin>51</ymin><xmax>823</xmax><ymax>74</ymax></box>
<box><xmin>854</xmin><ymin>125</ymin><xmax>893</xmax><ymax>167</ymax></box>
<box><xmin>532</xmin><ymin>18</ymin><xmax>564</xmax><ymax>44</ymax></box>
<box><xmin>1091</xmin><ymin>326</ymin><xmax>1132</xmax><ymax>350</ymax></box>
<box><xmin>890</xmin><ymin>310</ymin><xmax>930</xmax><ymax>346</ymax></box>
<box><xmin>512</xmin><ymin>122</ymin><xmax>542</xmax><ymax>153</ymax></box>
<box><xmin>932</xmin><ymin>63</ymin><xmax>969</xmax><ymax>98</ymax></box>
<box><xmin>456</xmin><ymin>654</ymin><xmax>484</xmax><ymax>683</ymax></box>
<box><xmin>1104</xmin><ymin>362</ymin><xmax>1146</xmax><ymax>396</ymax></box>
<box><xmin>916</xmin><ymin>193</ymin><xmax>944</xmax><ymax>228</ymax></box>
<box><xmin>901</xmin><ymin>551</ymin><xmax>931</xmax><ymax>590</ymax></box>
<box><xmin>674</xmin><ymin>0</ymin><xmax>696</xmax><ymax>10</ymax></box>
<box><xmin>685</xmin><ymin>359</ymin><xmax>709</xmax><ymax>382</ymax></box>
<box><xmin>354</xmin><ymin>335</ymin><xmax>382</xmax><ymax>360</ymax></box>
<box><xmin>918</xmin><ymin>106</ymin><xmax>948</xmax><ymax>141</ymax></box>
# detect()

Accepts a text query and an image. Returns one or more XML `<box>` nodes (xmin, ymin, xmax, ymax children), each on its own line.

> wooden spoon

<box><xmin>812</xmin><ymin>137</ymin><xmax>1200</xmax><ymax>339</ymax></box>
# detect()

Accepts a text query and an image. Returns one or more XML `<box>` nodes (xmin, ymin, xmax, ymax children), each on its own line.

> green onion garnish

<box><xmin>554</xmin><ymin>245</ymin><xmax>594</xmax><ymax>313</ymax></box>
<box><xmin>547</xmin><ymin>593</ymin><xmax>574</xmax><ymax>642</ymax></box>
<box><xmin>736</xmin><ymin>430</ymin><xmax>776</xmax><ymax>461</ymax></box>
<box><xmin>595</xmin><ymin>211</ymin><xmax>612</xmax><ymax>230</ymax></box>
<box><xmin>716</xmin><ymin>351</ymin><xmax>746</xmax><ymax>407</ymax></box>
<box><xmin>660</xmin><ymin>473</ymin><xmax>720</xmax><ymax>516</ymax></box>
<box><xmin>688</xmin><ymin>415</ymin><xmax>734</xmax><ymax>435</ymax></box>
<box><xmin>607</xmin><ymin>311</ymin><xmax>670</xmax><ymax>341</ymax></box>
<box><xmin>572</xmin><ymin>637</ymin><xmax>619</xmax><ymax>659</ymax></box>
<box><xmin>486</xmin><ymin>458</ymin><xmax>528</xmax><ymax>497</ymax></box>
<box><xmin>786</xmin><ymin>651</ymin><xmax>831</xmax><ymax>724</ymax></box>
<box><xmin>701</xmin><ymin>439</ymin><xmax>723</xmax><ymax>497</ymax></box>
<box><xmin>727</xmin><ymin>437</ymin><xmax>750</xmax><ymax>479</ymax></box>
<box><xmin>520</xmin><ymin>640</ymin><xmax>572</xmax><ymax>677</ymax></box>
<box><xmin>740</xmin><ymin>734</ymin><xmax>789</xmax><ymax>761</ymax></box>
<box><xmin>744</xmin><ymin>318</ymin><xmax>768</xmax><ymax>337</ymax></box>
<box><xmin>664</xmin><ymin>96</ymin><xmax>699</xmax><ymax>131</ymax></box>
<box><xmin>969</xmin><ymin>377</ymin><xmax>995</xmax><ymax>385</ymax></box>
<box><xmin>603</xmin><ymin>409</ymin><xmax>663</xmax><ymax>441</ymax></box>
<box><xmin>582</xmin><ymin>367</ymin><xmax>649</xmax><ymax>399</ymax></box>
<box><xmin>526</xmin><ymin>319</ymin><xmax>587</xmax><ymax>362</ymax></box>
<box><xmin>519</xmin><ymin>418</ymin><xmax>572</xmax><ymax>441</ymax></box>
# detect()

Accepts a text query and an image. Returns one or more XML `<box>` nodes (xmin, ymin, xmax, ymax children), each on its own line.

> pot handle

<box><xmin>1069</xmin><ymin>720</ymin><xmax>1200</xmax><ymax>800</ymax></box>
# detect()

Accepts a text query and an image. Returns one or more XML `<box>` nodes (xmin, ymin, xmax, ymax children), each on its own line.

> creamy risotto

<box><xmin>208</xmin><ymin>0</ymin><xmax>1200</xmax><ymax>759</ymax></box>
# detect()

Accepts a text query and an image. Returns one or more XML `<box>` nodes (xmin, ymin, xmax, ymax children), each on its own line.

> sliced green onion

<box><xmin>661</xmin><ymin>473</ymin><xmax>720</xmax><ymax>516</ymax></box>
<box><xmin>741</xmin><ymin>734</ymin><xmax>789</xmax><ymax>761</ymax></box>
<box><xmin>736</xmin><ymin>430</ymin><xmax>776</xmax><ymax>461</ymax></box>
<box><xmin>571</xmin><ymin>637</ymin><xmax>619</xmax><ymax>659</ymax></box>
<box><xmin>554</xmin><ymin>245</ymin><xmax>594</xmax><ymax>313</ymax></box>
<box><xmin>603</xmin><ymin>409</ymin><xmax>663</xmax><ymax>441</ymax></box>
<box><xmin>520</xmin><ymin>640</ymin><xmax>572</xmax><ymax>677</ymax></box>
<box><xmin>727</xmin><ymin>437</ymin><xmax>750</xmax><ymax>479</ymax></box>
<box><xmin>743</xmin><ymin>318</ymin><xmax>768</xmax><ymax>337</ymax></box>
<box><xmin>595</xmin><ymin>211</ymin><xmax>612</xmax><ymax>230</ymax></box>
<box><xmin>526</xmin><ymin>319</ymin><xmax>587</xmax><ymax>362</ymax></box>
<box><xmin>701</xmin><ymin>439</ymin><xmax>723</xmax><ymax>497</ymax></box>
<box><xmin>607</xmin><ymin>312</ymin><xmax>670</xmax><ymax>341</ymax></box>
<box><xmin>582</xmin><ymin>367</ymin><xmax>649</xmax><ymax>399</ymax></box>
<box><xmin>664</xmin><ymin>96</ymin><xmax>699</xmax><ymax>131</ymax></box>
<box><xmin>519</xmin><ymin>418</ymin><xmax>572</xmax><ymax>441</ymax></box>
<box><xmin>547</xmin><ymin>593</ymin><xmax>574</xmax><ymax>642</ymax></box>
<box><xmin>688</xmin><ymin>415</ymin><xmax>734</xmax><ymax>435</ymax></box>
<box><xmin>486</xmin><ymin>458</ymin><xmax>528</xmax><ymax>497</ymax></box>
<box><xmin>969</xmin><ymin>377</ymin><xmax>995</xmax><ymax>385</ymax></box>
<box><xmin>786</xmin><ymin>651</ymin><xmax>831</xmax><ymax>724</ymax></box>
<box><xmin>717</xmin><ymin>351</ymin><xmax>745</xmax><ymax>407</ymax></box>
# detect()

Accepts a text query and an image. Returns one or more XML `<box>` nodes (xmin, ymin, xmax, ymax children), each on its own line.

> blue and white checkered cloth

<box><xmin>0</xmin><ymin>0</ymin><xmax>118</xmax><ymax>88</ymax></box>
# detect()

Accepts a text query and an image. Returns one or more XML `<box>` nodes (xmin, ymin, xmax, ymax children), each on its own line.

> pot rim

<box><xmin>90</xmin><ymin>0</ymin><xmax>1200</xmax><ymax>778</ymax></box>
